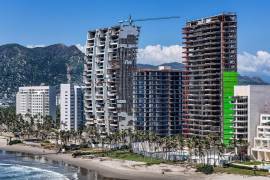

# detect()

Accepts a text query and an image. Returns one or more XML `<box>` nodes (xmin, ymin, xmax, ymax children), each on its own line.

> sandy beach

<box><xmin>0</xmin><ymin>136</ymin><xmax>269</xmax><ymax>180</ymax></box>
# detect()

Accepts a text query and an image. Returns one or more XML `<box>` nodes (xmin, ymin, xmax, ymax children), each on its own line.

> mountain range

<box><xmin>0</xmin><ymin>44</ymin><xmax>84</xmax><ymax>103</ymax></box>
<box><xmin>0</xmin><ymin>44</ymin><xmax>267</xmax><ymax>104</ymax></box>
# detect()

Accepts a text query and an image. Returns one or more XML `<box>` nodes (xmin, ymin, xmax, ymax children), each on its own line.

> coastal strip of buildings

<box><xmin>13</xmin><ymin>13</ymin><xmax>270</xmax><ymax>162</ymax></box>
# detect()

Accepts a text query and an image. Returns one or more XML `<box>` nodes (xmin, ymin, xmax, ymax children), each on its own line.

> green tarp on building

<box><xmin>223</xmin><ymin>71</ymin><xmax>238</xmax><ymax>145</ymax></box>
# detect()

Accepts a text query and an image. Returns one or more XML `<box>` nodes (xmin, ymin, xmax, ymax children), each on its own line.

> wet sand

<box><xmin>0</xmin><ymin>136</ymin><xmax>269</xmax><ymax>180</ymax></box>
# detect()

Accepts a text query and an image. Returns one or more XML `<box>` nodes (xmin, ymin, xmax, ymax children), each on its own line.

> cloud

<box><xmin>26</xmin><ymin>44</ymin><xmax>45</xmax><ymax>48</ymax></box>
<box><xmin>138</xmin><ymin>45</ymin><xmax>270</xmax><ymax>79</ymax></box>
<box><xmin>137</xmin><ymin>44</ymin><xmax>182</xmax><ymax>65</ymax></box>
<box><xmin>73</xmin><ymin>42</ymin><xmax>270</xmax><ymax>80</ymax></box>
<box><xmin>238</xmin><ymin>51</ymin><xmax>270</xmax><ymax>76</ymax></box>
<box><xmin>75</xmin><ymin>43</ymin><xmax>182</xmax><ymax>64</ymax></box>
<box><xmin>75</xmin><ymin>44</ymin><xmax>86</xmax><ymax>53</ymax></box>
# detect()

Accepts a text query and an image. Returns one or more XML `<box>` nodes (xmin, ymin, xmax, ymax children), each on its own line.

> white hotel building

<box><xmin>251</xmin><ymin>114</ymin><xmax>270</xmax><ymax>161</ymax></box>
<box><xmin>60</xmin><ymin>84</ymin><xmax>85</xmax><ymax>131</ymax></box>
<box><xmin>16</xmin><ymin>86</ymin><xmax>56</xmax><ymax>123</ymax></box>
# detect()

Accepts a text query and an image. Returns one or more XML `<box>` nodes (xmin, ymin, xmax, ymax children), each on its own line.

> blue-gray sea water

<box><xmin>0</xmin><ymin>150</ymin><xmax>113</xmax><ymax>180</ymax></box>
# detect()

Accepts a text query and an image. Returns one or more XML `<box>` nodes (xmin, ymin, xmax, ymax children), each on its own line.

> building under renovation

<box><xmin>182</xmin><ymin>13</ymin><xmax>237</xmax><ymax>144</ymax></box>
<box><xmin>84</xmin><ymin>24</ymin><xmax>140</xmax><ymax>135</ymax></box>
<box><xmin>133</xmin><ymin>66</ymin><xmax>182</xmax><ymax>136</ymax></box>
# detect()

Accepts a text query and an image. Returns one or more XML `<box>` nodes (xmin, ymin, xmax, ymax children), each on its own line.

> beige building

<box><xmin>16</xmin><ymin>86</ymin><xmax>56</xmax><ymax>123</ymax></box>
<box><xmin>251</xmin><ymin>114</ymin><xmax>270</xmax><ymax>161</ymax></box>
<box><xmin>233</xmin><ymin>85</ymin><xmax>270</xmax><ymax>155</ymax></box>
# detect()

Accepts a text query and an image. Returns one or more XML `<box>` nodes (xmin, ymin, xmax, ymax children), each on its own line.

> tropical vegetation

<box><xmin>0</xmin><ymin>106</ymin><xmax>267</xmax><ymax>176</ymax></box>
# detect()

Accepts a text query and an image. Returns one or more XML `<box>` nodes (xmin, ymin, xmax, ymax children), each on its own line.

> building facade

<box><xmin>60</xmin><ymin>84</ymin><xmax>85</xmax><ymax>131</ymax></box>
<box><xmin>16</xmin><ymin>86</ymin><xmax>56</xmax><ymax>123</ymax></box>
<box><xmin>84</xmin><ymin>24</ymin><xmax>140</xmax><ymax>135</ymax></box>
<box><xmin>232</xmin><ymin>85</ymin><xmax>270</xmax><ymax>154</ymax></box>
<box><xmin>182</xmin><ymin>13</ymin><xmax>237</xmax><ymax>144</ymax></box>
<box><xmin>251</xmin><ymin>114</ymin><xmax>270</xmax><ymax>161</ymax></box>
<box><xmin>133</xmin><ymin>66</ymin><xmax>182</xmax><ymax>136</ymax></box>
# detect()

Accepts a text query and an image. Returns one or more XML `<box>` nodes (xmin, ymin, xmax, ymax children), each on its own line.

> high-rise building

<box><xmin>233</xmin><ymin>85</ymin><xmax>270</xmax><ymax>154</ymax></box>
<box><xmin>182</xmin><ymin>13</ymin><xmax>237</xmax><ymax>144</ymax></box>
<box><xmin>84</xmin><ymin>24</ymin><xmax>140</xmax><ymax>135</ymax></box>
<box><xmin>16</xmin><ymin>86</ymin><xmax>56</xmax><ymax>123</ymax></box>
<box><xmin>133</xmin><ymin>66</ymin><xmax>182</xmax><ymax>136</ymax></box>
<box><xmin>60</xmin><ymin>84</ymin><xmax>85</xmax><ymax>131</ymax></box>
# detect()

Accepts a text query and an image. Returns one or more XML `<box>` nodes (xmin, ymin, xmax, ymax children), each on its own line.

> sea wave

<box><xmin>0</xmin><ymin>163</ymin><xmax>69</xmax><ymax>180</ymax></box>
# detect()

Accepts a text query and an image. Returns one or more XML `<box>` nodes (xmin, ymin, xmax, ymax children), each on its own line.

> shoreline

<box><xmin>0</xmin><ymin>137</ymin><xmax>268</xmax><ymax>180</ymax></box>
<box><xmin>0</xmin><ymin>137</ymin><xmax>201</xmax><ymax>180</ymax></box>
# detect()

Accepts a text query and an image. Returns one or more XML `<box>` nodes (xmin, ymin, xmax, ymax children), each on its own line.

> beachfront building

<box><xmin>251</xmin><ymin>114</ymin><xmax>270</xmax><ymax>161</ymax></box>
<box><xmin>16</xmin><ymin>86</ymin><xmax>56</xmax><ymax>123</ymax></box>
<box><xmin>84</xmin><ymin>24</ymin><xmax>140</xmax><ymax>135</ymax></box>
<box><xmin>60</xmin><ymin>84</ymin><xmax>85</xmax><ymax>131</ymax></box>
<box><xmin>232</xmin><ymin>85</ymin><xmax>270</xmax><ymax>154</ymax></box>
<box><xmin>182</xmin><ymin>13</ymin><xmax>237</xmax><ymax>145</ymax></box>
<box><xmin>133</xmin><ymin>66</ymin><xmax>182</xmax><ymax>136</ymax></box>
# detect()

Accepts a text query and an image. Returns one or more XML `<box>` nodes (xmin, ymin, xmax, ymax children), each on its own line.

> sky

<box><xmin>1</xmin><ymin>0</ymin><xmax>270</xmax><ymax>81</ymax></box>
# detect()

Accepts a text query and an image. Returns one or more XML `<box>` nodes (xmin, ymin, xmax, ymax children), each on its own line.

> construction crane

<box><xmin>118</xmin><ymin>15</ymin><xmax>180</xmax><ymax>25</ymax></box>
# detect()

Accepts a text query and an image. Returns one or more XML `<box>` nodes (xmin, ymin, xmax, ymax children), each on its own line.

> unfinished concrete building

<box><xmin>182</xmin><ymin>13</ymin><xmax>237</xmax><ymax>144</ymax></box>
<box><xmin>133</xmin><ymin>66</ymin><xmax>182</xmax><ymax>136</ymax></box>
<box><xmin>84</xmin><ymin>25</ymin><xmax>140</xmax><ymax>135</ymax></box>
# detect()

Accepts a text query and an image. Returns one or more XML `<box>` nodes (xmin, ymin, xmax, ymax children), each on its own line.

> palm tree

<box><xmin>197</xmin><ymin>138</ymin><xmax>205</xmax><ymax>164</ymax></box>
<box><xmin>127</xmin><ymin>128</ymin><xmax>133</xmax><ymax>148</ymax></box>
<box><xmin>177</xmin><ymin>134</ymin><xmax>185</xmax><ymax>160</ymax></box>
<box><xmin>237</xmin><ymin>138</ymin><xmax>249</xmax><ymax>161</ymax></box>
<box><xmin>187</xmin><ymin>137</ymin><xmax>194</xmax><ymax>164</ymax></box>
<box><xmin>217</xmin><ymin>141</ymin><xmax>226</xmax><ymax>164</ymax></box>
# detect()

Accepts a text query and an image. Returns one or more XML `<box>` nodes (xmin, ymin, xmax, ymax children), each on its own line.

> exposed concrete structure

<box><xmin>16</xmin><ymin>86</ymin><xmax>56</xmax><ymax>123</ymax></box>
<box><xmin>133</xmin><ymin>66</ymin><xmax>182</xmax><ymax>136</ymax></box>
<box><xmin>251</xmin><ymin>114</ymin><xmax>270</xmax><ymax>161</ymax></box>
<box><xmin>60</xmin><ymin>84</ymin><xmax>85</xmax><ymax>131</ymax></box>
<box><xmin>232</xmin><ymin>85</ymin><xmax>270</xmax><ymax>154</ymax></box>
<box><xmin>84</xmin><ymin>24</ymin><xmax>140</xmax><ymax>135</ymax></box>
<box><xmin>182</xmin><ymin>13</ymin><xmax>237</xmax><ymax>142</ymax></box>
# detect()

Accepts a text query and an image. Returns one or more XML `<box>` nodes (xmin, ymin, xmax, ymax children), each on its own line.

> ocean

<box><xmin>0</xmin><ymin>150</ymin><xmax>114</xmax><ymax>180</ymax></box>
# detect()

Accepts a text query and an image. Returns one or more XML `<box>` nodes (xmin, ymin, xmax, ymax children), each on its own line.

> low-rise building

<box><xmin>251</xmin><ymin>114</ymin><xmax>270</xmax><ymax>161</ymax></box>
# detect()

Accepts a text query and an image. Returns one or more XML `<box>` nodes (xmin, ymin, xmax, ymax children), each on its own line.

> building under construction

<box><xmin>84</xmin><ymin>24</ymin><xmax>140</xmax><ymax>135</ymax></box>
<box><xmin>182</xmin><ymin>13</ymin><xmax>237</xmax><ymax>144</ymax></box>
<box><xmin>133</xmin><ymin>66</ymin><xmax>182</xmax><ymax>136</ymax></box>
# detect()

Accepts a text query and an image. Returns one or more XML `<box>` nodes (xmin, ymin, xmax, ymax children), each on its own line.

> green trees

<box><xmin>0</xmin><ymin>107</ymin><xmax>57</xmax><ymax>141</ymax></box>
<box><xmin>0</xmin><ymin>108</ymin><xmax>237</xmax><ymax>165</ymax></box>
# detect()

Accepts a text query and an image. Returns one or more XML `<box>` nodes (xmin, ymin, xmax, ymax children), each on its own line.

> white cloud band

<box><xmin>70</xmin><ymin>43</ymin><xmax>270</xmax><ymax>80</ymax></box>
<box><xmin>238</xmin><ymin>51</ymin><xmax>270</xmax><ymax>76</ymax></box>
<box><xmin>137</xmin><ymin>44</ymin><xmax>182</xmax><ymax>65</ymax></box>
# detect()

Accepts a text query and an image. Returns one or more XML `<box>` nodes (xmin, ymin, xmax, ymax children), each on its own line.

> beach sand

<box><xmin>0</xmin><ymin>136</ymin><xmax>269</xmax><ymax>180</ymax></box>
